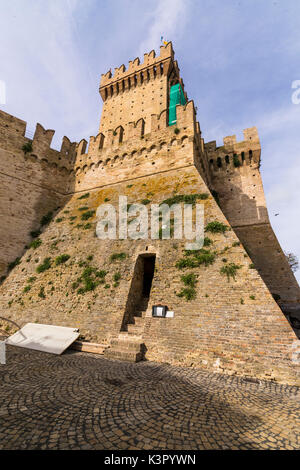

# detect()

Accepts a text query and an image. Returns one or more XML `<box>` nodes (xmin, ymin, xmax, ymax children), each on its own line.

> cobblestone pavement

<box><xmin>0</xmin><ymin>346</ymin><xmax>299</xmax><ymax>450</ymax></box>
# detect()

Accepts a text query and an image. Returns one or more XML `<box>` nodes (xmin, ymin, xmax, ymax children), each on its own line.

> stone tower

<box><xmin>0</xmin><ymin>42</ymin><xmax>299</xmax><ymax>385</ymax></box>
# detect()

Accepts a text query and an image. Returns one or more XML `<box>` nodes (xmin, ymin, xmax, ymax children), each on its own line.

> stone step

<box><xmin>127</xmin><ymin>324</ymin><xmax>144</xmax><ymax>335</ymax></box>
<box><xmin>104</xmin><ymin>348</ymin><xmax>143</xmax><ymax>362</ymax></box>
<box><xmin>70</xmin><ymin>341</ymin><xmax>107</xmax><ymax>354</ymax></box>
<box><xmin>133</xmin><ymin>317</ymin><xmax>145</xmax><ymax>326</ymax></box>
<box><xmin>110</xmin><ymin>338</ymin><xmax>142</xmax><ymax>352</ymax></box>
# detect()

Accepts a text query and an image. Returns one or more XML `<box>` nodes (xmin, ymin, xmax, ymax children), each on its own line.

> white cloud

<box><xmin>0</xmin><ymin>0</ymin><xmax>97</xmax><ymax>147</ymax></box>
<box><xmin>138</xmin><ymin>0</ymin><xmax>190</xmax><ymax>57</ymax></box>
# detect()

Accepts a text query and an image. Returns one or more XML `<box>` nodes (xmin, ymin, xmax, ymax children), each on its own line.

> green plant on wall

<box><xmin>74</xmin><ymin>265</ymin><xmax>108</xmax><ymax>294</ymax></box>
<box><xmin>38</xmin><ymin>286</ymin><xmax>46</xmax><ymax>299</ymax></box>
<box><xmin>81</xmin><ymin>210</ymin><xmax>95</xmax><ymax>221</ymax></box>
<box><xmin>54</xmin><ymin>254</ymin><xmax>70</xmax><ymax>266</ymax></box>
<box><xmin>205</xmin><ymin>221</ymin><xmax>228</xmax><ymax>233</ymax></box>
<box><xmin>113</xmin><ymin>271</ymin><xmax>121</xmax><ymax>287</ymax></box>
<box><xmin>40</xmin><ymin>211</ymin><xmax>53</xmax><ymax>227</ymax></box>
<box><xmin>22</xmin><ymin>141</ymin><xmax>33</xmax><ymax>154</ymax></box>
<box><xmin>110</xmin><ymin>252</ymin><xmax>127</xmax><ymax>262</ymax></box>
<box><xmin>36</xmin><ymin>257</ymin><xmax>51</xmax><ymax>273</ymax></box>
<box><xmin>8</xmin><ymin>257</ymin><xmax>21</xmax><ymax>271</ymax></box>
<box><xmin>220</xmin><ymin>263</ymin><xmax>241</xmax><ymax>281</ymax></box>
<box><xmin>177</xmin><ymin>272</ymin><xmax>198</xmax><ymax>301</ymax></box>
<box><xmin>78</xmin><ymin>193</ymin><xmax>90</xmax><ymax>200</ymax></box>
<box><xmin>161</xmin><ymin>193</ymin><xmax>209</xmax><ymax>206</ymax></box>
<box><xmin>176</xmin><ymin>249</ymin><xmax>216</xmax><ymax>269</ymax></box>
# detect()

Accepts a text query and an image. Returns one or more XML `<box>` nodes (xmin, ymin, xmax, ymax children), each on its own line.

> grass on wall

<box><xmin>220</xmin><ymin>263</ymin><xmax>242</xmax><ymax>281</ymax></box>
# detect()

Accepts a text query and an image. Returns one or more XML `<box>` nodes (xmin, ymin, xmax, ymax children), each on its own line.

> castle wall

<box><xmin>0</xmin><ymin>110</ymin><xmax>76</xmax><ymax>278</ymax></box>
<box><xmin>204</xmin><ymin>128</ymin><xmax>300</xmax><ymax>305</ymax></box>
<box><xmin>0</xmin><ymin>42</ymin><xmax>299</xmax><ymax>385</ymax></box>
<box><xmin>0</xmin><ymin>165</ymin><xmax>298</xmax><ymax>385</ymax></box>
<box><xmin>73</xmin><ymin>100</ymin><xmax>196</xmax><ymax>192</ymax></box>
<box><xmin>99</xmin><ymin>43</ymin><xmax>177</xmax><ymax>136</ymax></box>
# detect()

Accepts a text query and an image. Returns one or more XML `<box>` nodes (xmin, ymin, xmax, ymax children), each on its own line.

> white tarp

<box><xmin>6</xmin><ymin>323</ymin><xmax>80</xmax><ymax>355</ymax></box>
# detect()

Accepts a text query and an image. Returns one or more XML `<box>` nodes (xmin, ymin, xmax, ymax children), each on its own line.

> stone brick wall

<box><xmin>99</xmin><ymin>42</ymin><xmax>184</xmax><ymax>136</ymax></box>
<box><xmin>73</xmin><ymin>100</ymin><xmax>196</xmax><ymax>193</ymax></box>
<box><xmin>0</xmin><ymin>110</ymin><xmax>76</xmax><ymax>277</ymax></box>
<box><xmin>0</xmin><ymin>41</ymin><xmax>299</xmax><ymax>385</ymax></box>
<box><xmin>204</xmin><ymin>128</ymin><xmax>300</xmax><ymax>305</ymax></box>
<box><xmin>0</xmin><ymin>166</ymin><xmax>298</xmax><ymax>384</ymax></box>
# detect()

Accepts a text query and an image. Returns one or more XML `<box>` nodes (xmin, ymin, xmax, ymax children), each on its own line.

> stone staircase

<box><xmin>104</xmin><ymin>297</ymin><xmax>149</xmax><ymax>362</ymax></box>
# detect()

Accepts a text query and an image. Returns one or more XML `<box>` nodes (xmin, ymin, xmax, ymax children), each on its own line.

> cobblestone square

<box><xmin>0</xmin><ymin>346</ymin><xmax>299</xmax><ymax>450</ymax></box>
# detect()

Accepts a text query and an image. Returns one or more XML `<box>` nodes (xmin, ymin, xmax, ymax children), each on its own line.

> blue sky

<box><xmin>0</xmin><ymin>0</ymin><xmax>299</xmax><ymax>282</ymax></box>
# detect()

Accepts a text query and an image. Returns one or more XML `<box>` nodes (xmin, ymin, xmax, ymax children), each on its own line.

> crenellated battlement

<box><xmin>0</xmin><ymin>109</ymin><xmax>77</xmax><ymax>172</ymax></box>
<box><xmin>99</xmin><ymin>42</ymin><xmax>175</xmax><ymax>100</ymax></box>
<box><xmin>204</xmin><ymin>126</ymin><xmax>261</xmax><ymax>173</ymax></box>
<box><xmin>75</xmin><ymin>100</ymin><xmax>196</xmax><ymax>167</ymax></box>
<box><xmin>71</xmin><ymin>100</ymin><xmax>197</xmax><ymax>192</ymax></box>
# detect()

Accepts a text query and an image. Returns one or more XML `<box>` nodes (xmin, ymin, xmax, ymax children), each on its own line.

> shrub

<box><xmin>181</xmin><ymin>273</ymin><xmax>197</xmax><ymax>287</ymax></box>
<box><xmin>78</xmin><ymin>206</ymin><xmax>89</xmax><ymax>211</ymax></box>
<box><xmin>141</xmin><ymin>199</ymin><xmax>151</xmax><ymax>205</ymax></box>
<box><xmin>56</xmin><ymin>218</ymin><xmax>64</xmax><ymax>223</ymax></box>
<box><xmin>30</xmin><ymin>230</ymin><xmax>41</xmax><ymax>238</ymax></box>
<box><xmin>249</xmin><ymin>263</ymin><xmax>255</xmax><ymax>269</ymax></box>
<box><xmin>177</xmin><ymin>287</ymin><xmax>196</xmax><ymax>301</ymax></box>
<box><xmin>55</xmin><ymin>254</ymin><xmax>70</xmax><ymax>265</ymax></box>
<box><xmin>40</xmin><ymin>211</ymin><xmax>53</xmax><ymax>226</ymax></box>
<box><xmin>8</xmin><ymin>257</ymin><xmax>21</xmax><ymax>271</ymax></box>
<box><xmin>69</xmin><ymin>216</ymin><xmax>77</xmax><ymax>221</ymax></box>
<box><xmin>23</xmin><ymin>285</ymin><xmax>31</xmax><ymax>293</ymax></box>
<box><xmin>104</xmin><ymin>198</ymin><xmax>110</xmax><ymax>202</ymax></box>
<box><xmin>249</xmin><ymin>295</ymin><xmax>255</xmax><ymax>300</ymax></box>
<box><xmin>110</xmin><ymin>252</ymin><xmax>127</xmax><ymax>262</ymax></box>
<box><xmin>177</xmin><ymin>249</ymin><xmax>215</xmax><ymax>269</ymax></box>
<box><xmin>203</xmin><ymin>237</ymin><xmax>213</xmax><ymax>247</ymax></box>
<box><xmin>81</xmin><ymin>210</ymin><xmax>95</xmax><ymax>221</ymax></box>
<box><xmin>205</xmin><ymin>221</ymin><xmax>228</xmax><ymax>233</ymax></box>
<box><xmin>174</xmin><ymin>128</ymin><xmax>180</xmax><ymax>135</ymax></box>
<box><xmin>220</xmin><ymin>263</ymin><xmax>241</xmax><ymax>281</ymax></box>
<box><xmin>75</xmin><ymin>265</ymin><xmax>107</xmax><ymax>294</ymax></box>
<box><xmin>83</xmin><ymin>223</ymin><xmax>92</xmax><ymax>230</ymax></box>
<box><xmin>161</xmin><ymin>193</ymin><xmax>209</xmax><ymax>206</ymax></box>
<box><xmin>27</xmin><ymin>276</ymin><xmax>36</xmax><ymax>283</ymax></box>
<box><xmin>78</xmin><ymin>281</ymin><xmax>96</xmax><ymax>294</ymax></box>
<box><xmin>78</xmin><ymin>193</ymin><xmax>90</xmax><ymax>200</ymax></box>
<box><xmin>87</xmin><ymin>255</ymin><xmax>93</xmax><ymax>261</ymax></box>
<box><xmin>113</xmin><ymin>272</ymin><xmax>121</xmax><ymax>282</ymax></box>
<box><xmin>95</xmin><ymin>270</ymin><xmax>107</xmax><ymax>278</ymax></box>
<box><xmin>29</xmin><ymin>238</ymin><xmax>42</xmax><ymax>249</ymax></box>
<box><xmin>22</xmin><ymin>141</ymin><xmax>33</xmax><ymax>154</ymax></box>
<box><xmin>232</xmin><ymin>241</ymin><xmax>240</xmax><ymax>247</ymax></box>
<box><xmin>36</xmin><ymin>257</ymin><xmax>51</xmax><ymax>273</ymax></box>
<box><xmin>38</xmin><ymin>286</ymin><xmax>46</xmax><ymax>299</ymax></box>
